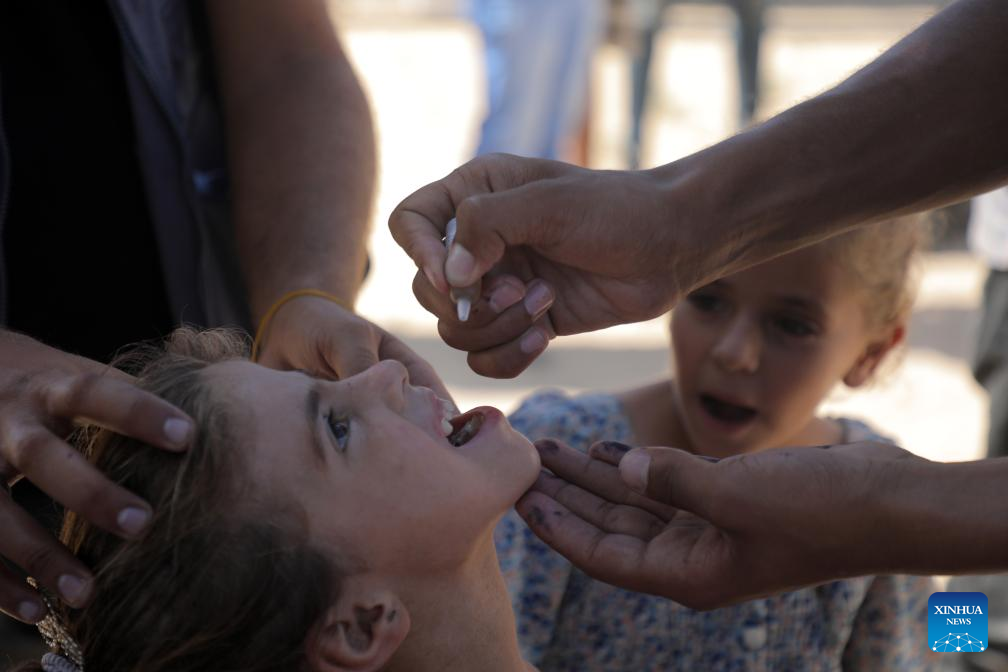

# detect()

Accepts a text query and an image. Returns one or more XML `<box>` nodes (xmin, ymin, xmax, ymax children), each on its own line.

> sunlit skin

<box><xmin>621</xmin><ymin>243</ymin><xmax>903</xmax><ymax>458</ymax></box>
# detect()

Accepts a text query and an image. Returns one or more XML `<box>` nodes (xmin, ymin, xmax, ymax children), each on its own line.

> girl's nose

<box><xmin>361</xmin><ymin>359</ymin><xmax>409</xmax><ymax>401</ymax></box>
<box><xmin>711</xmin><ymin>317</ymin><xmax>761</xmax><ymax>374</ymax></box>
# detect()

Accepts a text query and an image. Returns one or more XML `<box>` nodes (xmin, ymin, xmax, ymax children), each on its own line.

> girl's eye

<box><xmin>325</xmin><ymin>412</ymin><xmax>351</xmax><ymax>452</ymax></box>
<box><xmin>686</xmin><ymin>293</ymin><xmax>724</xmax><ymax>314</ymax></box>
<box><xmin>773</xmin><ymin>315</ymin><xmax>817</xmax><ymax>338</ymax></box>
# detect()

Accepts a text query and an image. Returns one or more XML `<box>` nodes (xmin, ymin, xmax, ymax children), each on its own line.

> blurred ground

<box><xmin>2</xmin><ymin>2</ymin><xmax>990</xmax><ymax>667</ymax></box>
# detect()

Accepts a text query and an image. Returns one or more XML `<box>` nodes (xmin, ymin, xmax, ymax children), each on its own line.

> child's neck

<box><xmin>619</xmin><ymin>379</ymin><xmax>842</xmax><ymax>453</ymax></box>
<box><xmin>385</xmin><ymin>535</ymin><xmax>534</xmax><ymax>672</ymax></box>
<box><xmin>619</xmin><ymin>379</ymin><xmax>693</xmax><ymax>449</ymax></box>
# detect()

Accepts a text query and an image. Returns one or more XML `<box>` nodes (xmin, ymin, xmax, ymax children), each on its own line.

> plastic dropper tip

<box><xmin>457</xmin><ymin>298</ymin><xmax>471</xmax><ymax>322</ymax></box>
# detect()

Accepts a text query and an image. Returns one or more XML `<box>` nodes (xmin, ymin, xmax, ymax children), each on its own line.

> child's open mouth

<box><xmin>699</xmin><ymin>394</ymin><xmax>757</xmax><ymax>425</ymax></box>
<box><xmin>447</xmin><ymin>411</ymin><xmax>485</xmax><ymax>447</ymax></box>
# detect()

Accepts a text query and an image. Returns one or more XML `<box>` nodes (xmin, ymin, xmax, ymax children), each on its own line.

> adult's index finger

<box><xmin>46</xmin><ymin>372</ymin><xmax>193</xmax><ymax>451</ymax></box>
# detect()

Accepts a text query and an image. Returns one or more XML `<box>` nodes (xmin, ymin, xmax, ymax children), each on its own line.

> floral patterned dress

<box><xmin>496</xmin><ymin>390</ymin><xmax>939</xmax><ymax>671</ymax></box>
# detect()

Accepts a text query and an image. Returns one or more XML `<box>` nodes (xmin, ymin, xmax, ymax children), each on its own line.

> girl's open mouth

<box><xmin>447</xmin><ymin>410</ymin><xmax>485</xmax><ymax>447</ymax></box>
<box><xmin>699</xmin><ymin>394</ymin><xmax>757</xmax><ymax>425</ymax></box>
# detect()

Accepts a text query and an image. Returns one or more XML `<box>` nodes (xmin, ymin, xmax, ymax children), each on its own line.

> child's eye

<box><xmin>773</xmin><ymin>316</ymin><xmax>817</xmax><ymax>338</ymax></box>
<box><xmin>325</xmin><ymin>411</ymin><xmax>351</xmax><ymax>452</ymax></box>
<box><xmin>686</xmin><ymin>293</ymin><xmax>723</xmax><ymax>313</ymax></box>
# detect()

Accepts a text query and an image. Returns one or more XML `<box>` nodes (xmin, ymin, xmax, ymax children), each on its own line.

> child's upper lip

<box><xmin>701</xmin><ymin>390</ymin><xmax>757</xmax><ymax>410</ymax></box>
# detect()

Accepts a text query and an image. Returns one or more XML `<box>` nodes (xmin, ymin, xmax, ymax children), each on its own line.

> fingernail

<box><xmin>535</xmin><ymin>439</ymin><xmax>560</xmax><ymax>455</ymax></box>
<box><xmin>117</xmin><ymin>507</ymin><xmax>151</xmax><ymax>536</ymax></box>
<box><xmin>457</xmin><ymin>297</ymin><xmax>471</xmax><ymax>322</ymax></box>
<box><xmin>58</xmin><ymin>575</ymin><xmax>90</xmax><ymax>607</ymax></box>
<box><xmin>423</xmin><ymin>266</ymin><xmax>441</xmax><ymax>292</ymax></box>
<box><xmin>519</xmin><ymin>327</ymin><xmax>548</xmax><ymax>355</ymax></box>
<box><xmin>523</xmin><ymin>282</ymin><xmax>554</xmax><ymax>318</ymax></box>
<box><xmin>17</xmin><ymin>600</ymin><xmax>42</xmax><ymax>623</ymax></box>
<box><xmin>163</xmin><ymin>417</ymin><xmax>192</xmax><ymax>446</ymax></box>
<box><xmin>620</xmin><ymin>449</ymin><xmax>651</xmax><ymax>493</ymax></box>
<box><xmin>444</xmin><ymin>217</ymin><xmax>458</xmax><ymax>247</ymax></box>
<box><xmin>445</xmin><ymin>244</ymin><xmax>477</xmax><ymax>287</ymax></box>
<box><xmin>597</xmin><ymin>441</ymin><xmax>633</xmax><ymax>457</ymax></box>
<box><xmin>489</xmin><ymin>282</ymin><xmax>524</xmax><ymax>313</ymax></box>
<box><xmin>698</xmin><ymin>454</ymin><xmax>721</xmax><ymax>462</ymax></box>
<box><xmin>525</xmin><ymin>506</ymin><xmax>548</xmax><ymax>530</ymax></box>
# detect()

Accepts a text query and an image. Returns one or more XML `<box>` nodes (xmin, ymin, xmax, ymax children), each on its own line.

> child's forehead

<box><xmin>719</xmin><ymin>246</ymin><xmax>853</xmax><ymax>300</ymax></box>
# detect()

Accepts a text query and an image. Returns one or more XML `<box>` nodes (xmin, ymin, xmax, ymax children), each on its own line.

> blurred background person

<box><xmin>469</xmin><ymin>0</ymin><xmax>606</xmax><ymax>163</ymax></box>
<box><xmin>945</xmin><ymin>187</ymin><xmax>1008</xmax><ymax>672</ymax></box>
<box><xmin>969</xmin><ymin>187</ymin><xmax>1008</xmax><ymax>463</ymax></box>
<box><xmin>609</xmin><ymin>0</ymin><xmax>764</xmax><ymax>168</ymax></box>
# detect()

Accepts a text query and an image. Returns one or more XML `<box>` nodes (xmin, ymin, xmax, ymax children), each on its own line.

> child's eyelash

<box><xmin>325</xmin><ymin>411</ymin><xmax>351</xmax><ymax>451</ymax></box>
<box><xmin>773</xmin><ymin>316</ymin><xmax>818</xmax><ymax>337</ymax></box>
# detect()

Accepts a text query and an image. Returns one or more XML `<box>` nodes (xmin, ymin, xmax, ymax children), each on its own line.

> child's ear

<box><xmin>843</xmin><ymin>324</ymin><xmax>906</xmax><ymax>388</ymax></box>
<box><xmin>308</xmin><ymin>582</ymin><xmax>410</xmax><ymax>672</ymax></box>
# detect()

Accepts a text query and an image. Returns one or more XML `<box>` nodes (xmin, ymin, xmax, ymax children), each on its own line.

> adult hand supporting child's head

<box><xmin>390</xmin><ymin>153</ymin><xmax>689</xmax><ymax>378</ymax></box>
<box><xmin>517</xmin><ymin>438</ymin><xmax>939</xmax><ymax>610</ymax></box>
<box><xmin>0</xmin><ymin>330</ymin><xmax>194</xmax><ymax>625</ymax></box>
<box><xmin>253</xmin><ymin>293</ymin><xmax>454</xmax><ymax>404</ymax></box>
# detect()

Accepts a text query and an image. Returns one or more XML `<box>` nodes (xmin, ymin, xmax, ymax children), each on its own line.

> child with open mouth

<box><xmin>496</xmin><ymin>216</ymin><xmax>940</xmax><ymax>670</ymax></box>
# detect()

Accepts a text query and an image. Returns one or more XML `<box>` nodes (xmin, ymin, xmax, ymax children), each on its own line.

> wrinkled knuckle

<box><xmin>345</xmin><ymin>320</ymin><xmax>376</xmax><ymax>345</ymax></box>
<box><xmin>74</xmin><ymin>482</ymin><xmax>114</xmax><ymax>521</ymax></box>
<box><xmin>7</xmin><ymin>429</ymin><xmax>51</xmax><ymax>473</ymax></box>
<box><xmin>387</xmin><ymin>207</ymin><xmax>405</xmax><ymax>233</ymax></box>
<box><xmin>0</xmin><ymin>373</ymin><xmax>32</xmax><ymax>403</ymax></box>
<box><xmin>595</xmin><ymin>501</ymin><xmax>619</xmax><ymax>528</ymax></box>
<box><xmin>412</xmin><ymin>271</ymin><xmax>431</xmax><ymax>297</ymax></box>
<box><xmin>455</xmin><ymin>195</ymin><xmax>486</xmax><ymax>224</ymax></box>
<box><xmin>21</xmin><ymin>544</ymin><xmax>63</xmax><ymax>579</ymax></box>
<box><xmin>48</xmin><ymin>373</ymin><xmax>101</xmax><ymax>416</ymax></box>
<box><xmin>469</xmin><ymin>355</ymin><xmax>520</xmax><ymax>380</ymax></box>
<box><xmin>650</xmin><ymin>467</ymin><xmax>679</xmax><ymax>503</ymax></box>
<box><xmin>646</xmin><ymin>518</ymin><xmax>666</xmax><ymax>538</ymax></box>
<box><xmin>436</xmin><ymin>321</ymin><xmax>467</xmax><ymax>350</ymax></box>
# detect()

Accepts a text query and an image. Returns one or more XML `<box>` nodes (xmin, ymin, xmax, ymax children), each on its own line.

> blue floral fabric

<box><xmin>496</xmin><ymin>390</ymin><xmax>939</xmax><ymax>671</ymax></box>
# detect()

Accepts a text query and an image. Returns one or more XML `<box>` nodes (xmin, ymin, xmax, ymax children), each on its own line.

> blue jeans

<box><xmin>470</xmin><ymin>0</ymin><xmax>605</xmax><ymax>159</ymax></box>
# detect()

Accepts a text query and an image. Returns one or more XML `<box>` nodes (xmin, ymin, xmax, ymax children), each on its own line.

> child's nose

<box><xmin>362</xmin><ymin>359</ymin><xmax>409</xmax><ymax>401</ymax></box>
<box><xmin>711</xmin><ymin>318</ymin><xmax>761</xmax><ymax>374</ymax></box>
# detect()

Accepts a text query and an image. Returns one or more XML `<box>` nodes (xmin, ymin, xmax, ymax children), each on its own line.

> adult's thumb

<box><xmin>619</xmin><ymin>447</ymin><xmax>720</xmax><ymax>520</ymax></box>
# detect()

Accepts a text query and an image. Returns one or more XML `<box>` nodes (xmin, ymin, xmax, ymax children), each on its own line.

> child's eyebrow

<box><xmin>304</xmin><ymin>383</ymin><xmax>328</xmax><ymax>466</ymax></box>
<box><xmin>775</xmin><ymin>295</ymin><xmax>825</xmax><ymax>317</ymax></box>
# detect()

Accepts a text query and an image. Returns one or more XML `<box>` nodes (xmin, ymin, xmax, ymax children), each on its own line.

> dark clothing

<box><xmin>0</xmin><ymin>0</ymin><xmax>253</xmax><ymax>355</ymax></box>
<box><xmin>0</xmin><ymin>1</ymin><xmax>173</xmax><ymax>363</ymax></box>
<box><xmin>0</xmin><ymin>4</ymin><xmax>252</xmax><ymax>637</ymax></box>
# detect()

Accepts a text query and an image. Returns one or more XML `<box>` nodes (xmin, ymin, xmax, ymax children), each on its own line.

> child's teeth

<box><xmin>441</xmin><ymin>418</ymin><xmax>454</xmax><ymax>436</ymax></box>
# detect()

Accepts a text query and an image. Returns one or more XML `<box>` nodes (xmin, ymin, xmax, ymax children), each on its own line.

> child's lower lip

<box><xmin>696</xmin><ymin>396</ymin><xmax>758</xmax><ymax>435</ymax></box>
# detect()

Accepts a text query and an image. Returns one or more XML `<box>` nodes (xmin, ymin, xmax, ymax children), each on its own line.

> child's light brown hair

<box><xmin>18</xmin><ymin>328</ymin><xmax>342</xmax><ymax>672</ymax></box>
<box><xmin>821</xmin><ymin>215</ymin><xmax>930</xmax><ymax>331</ymax></box>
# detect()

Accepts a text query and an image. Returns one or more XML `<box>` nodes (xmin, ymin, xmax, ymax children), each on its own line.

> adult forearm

<box><xmin>875</xmin><ymin>457</ymin><xmax>1008</xmax><ymax>576</ymax></box>
<box><xmin>208</xmin><ymin>1</ymin><xmax>376</xmax><ymax>322</ymax></box>
<box><xmin>658</xmin><ymin>0</ymin><xmax>1008</xmax><ymax>291</ymax></box>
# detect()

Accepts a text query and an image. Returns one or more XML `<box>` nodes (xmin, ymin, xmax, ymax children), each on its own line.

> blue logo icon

<box><xmin>929</xmin><ymin>592</ymin><xmax>987</xmax><ymax>653</ymax></box>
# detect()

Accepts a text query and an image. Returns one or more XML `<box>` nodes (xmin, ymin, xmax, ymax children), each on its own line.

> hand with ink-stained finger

<box><xmin>517</xmin><ymin>436</ymin><xmax>934</xmax><ymax>610</ymax></box>
<box><xmin>515</xmin><ymin>439</ymin><xmax>728</xmax><ymax>609</ymax></box>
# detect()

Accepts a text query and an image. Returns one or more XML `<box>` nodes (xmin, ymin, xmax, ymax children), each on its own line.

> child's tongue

<box><xmin>700</xmin><ymin>394</ymin><xmax>757</xmax><ymax>423</ymax></box>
